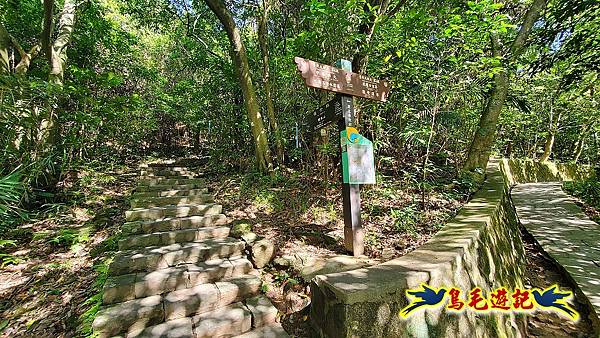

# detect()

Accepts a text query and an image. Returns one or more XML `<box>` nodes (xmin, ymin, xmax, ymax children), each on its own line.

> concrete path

<box><xmin>512</xmin><ymin>182</ymin><xmax>600</xmax><ymax>319</ymax></box>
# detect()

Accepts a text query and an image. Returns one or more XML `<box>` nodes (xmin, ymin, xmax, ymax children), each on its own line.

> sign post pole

<box><xmin>336</xmin><ymin>59</ymin><xmax>364</xmax><ymax>256</ymax></box>
<box><xmin>294</xmin><ymin>56</ymin><xmax>389</xmax><ymax>257</ymax></box>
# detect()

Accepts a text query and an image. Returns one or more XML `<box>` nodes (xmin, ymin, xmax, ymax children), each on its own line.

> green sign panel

<box><xmin>341</xmin><ymin>128</ymin><xmax>376</xmax><ymax>184</ymax></box>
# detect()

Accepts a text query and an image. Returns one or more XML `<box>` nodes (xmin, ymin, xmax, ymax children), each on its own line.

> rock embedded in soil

<box><xmin>250</xmin><ymin>238</ymin><xmax>276</xmax><ymax>268</ymax></box>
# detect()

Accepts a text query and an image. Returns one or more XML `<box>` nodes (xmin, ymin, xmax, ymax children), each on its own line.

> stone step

<box><xmin>93</xmin><ymin>275</ymin><xmax>261</xmax><ymax>337</ymax></box>
<box><xmin>165</xmin><ymin>275</ymin><xmax>261</xmax><ymax>321</ymax></box>
<box><xmin>118</xmin><ymin>226</ymin><xmax>231</xmax><ymax>250</ymax></box>
<box><xmin>135</xmin><ymin>183</ymin><xmax>205</xmax><ymax>192</ymax></box>
<box><xmin>128</xmin><ymin>317</ymin><xmax>194</xmax><ymax>338</ymax></box>
<box><xmin>192</xmin><ymin>302</ymin><xmax>252</xmax><ymax>338</ymax></box>
<box><xmin>125</xmin><ymin>204</ymin><xmax>222</xmax><ymax>222</ymax></box>
<box><xmin>103</xmin><ymin>257</ymin><xmax>253</xmax><ymax>305</ymax></box>
<box><xmin>138</xmin><ymin>177</ymin><xmax>205</xmax><ymax>187</ymax></box>
<box><xmin>133</xmin><ymin>188</ymin><xmax>209</xmax><ymax>198</ymax></box>
<box><xmin>122</xmin><ymin>214</ymin><xmax>228</xmax><ymax>236</ymax></box>
<box><xmin>130</xmin><ymin>194</ymin><xmax>215</xmax><ymax>209</ymax></box>
<box><xmin>233</xmin><ymin>323</ymin><xmax>289</xmax><ymax>338</ymax></box>
<box><xmin>108</xmin><ymin>238</ymin><xmax>245</xmax><ymax>276</ymax></box>
<box><xmin>140</xmin><ymin>164</ymin><xmax>192</xmax><ymax>170</ymax></box>
<box><xmin>244</xmin><ymin>295</ymin><xmax>279</xmax><ymax>330</ymax></box>
<box><xmin>140</xmin><ymin>170</ymin><xmax>200</xmax><ymax>178</ymax></box>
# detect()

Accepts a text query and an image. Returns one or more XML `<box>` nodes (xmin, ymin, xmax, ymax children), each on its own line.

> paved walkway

<box><xmin>512</xmin><ymin>182</ymin><xmax>600</xmax><ymax>319</ymax></box>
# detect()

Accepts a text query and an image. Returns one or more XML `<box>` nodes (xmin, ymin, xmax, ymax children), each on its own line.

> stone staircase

<box><xmin>93</xmin><ymin>164</ymin><xmax>288</xmax><ymax>338</ymax></box>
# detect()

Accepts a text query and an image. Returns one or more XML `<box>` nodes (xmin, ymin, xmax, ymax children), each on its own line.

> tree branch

<box><xmin>8</xmin><ymin>35</ymin><xmax>26</xmax><ymax>59</ymax></box>
<box><xmin>42</xmin><ymin>0</ymin><xmax>54</xmax><ymax>62</ymax></box>
<box><xmin>509</xmin><ymin>0</ymin><xmax>547</xmax><ymax>59</ymax></box>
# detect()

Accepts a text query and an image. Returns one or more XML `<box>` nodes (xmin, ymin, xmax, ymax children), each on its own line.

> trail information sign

<box><xmin>341</xmin><ymin>129</ymin><xmax>376</xmax><ymax>184</ymax></box>
<box><xmin>306</xmin><ymin>96</ymin><xmax>343</xmax><ymax>132</ymax></box>
<box><xmin>294</xmin><ymin>57</ymin><xmax>391</xmax><ymax>102</ymax></box>
<box><xmin>294</xmin><ymin>57</ymin><xmax>389</xmax><ymax>256</ymax></box>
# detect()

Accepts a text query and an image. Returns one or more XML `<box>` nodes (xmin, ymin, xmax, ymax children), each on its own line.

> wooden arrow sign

<box><xmin>294</xmin><ymin>56</ymin><xmax>390</xmax><ymax>102</ymax></box>
<box><xmin>306</xmin><ymin>96</ymin><xmax>343</xmax><ymax>132</ymax></box>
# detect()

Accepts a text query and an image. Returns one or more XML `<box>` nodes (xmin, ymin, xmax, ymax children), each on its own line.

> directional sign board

<box><xmin>294</xmin><ymin>56</ymin><xmax>391</xmax><ymax>102</ymax></box>
<box><xmin>306</xmin><ymin>96</ymin><xmax>343</xmax><ymax>132</ymax></box>
<box><xmin>294</xmin><ymin>57</ymin><xmax>389</xmax><ymax>256</ymax></box>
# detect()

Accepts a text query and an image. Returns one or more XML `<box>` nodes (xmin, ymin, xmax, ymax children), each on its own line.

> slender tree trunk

<box><xmin>205</xmin><ymin>0</ymin><xmax>273</xmax><ymax>174</ymax></box>
<box><xmin>0</xmin><ymin>24</ymin><xmax>10</xmax><ymax>74</ymax></box>
<box><xmin>48</xmin><ymin>0</ymin><xmax>76</xmax><ymax>85</ymax></box>
<box><xmin>258</xmin><ymin>0</ymin><xmax>284</xmax><ymax>165</ymax></box>
<box><xmin>463</xmin><ymin>0</ymin><xmax>546</xmax><ymax>171</ymax></box>
<box><xmin>422</xmin><ymin>93</ymin><xmax>439</xmax><ymax>210</ymax></box>
<box><xmin>463</xmin><ymin>56</ymin><xmax>509</xmax><ymax>171</ymax></box>
<box><xmin>540</xmin><ymin>106</ymin><xmax>561</xmax><ymax>162</ymax></box>
<box><xmin>36</xmin><ymin>0</ymin><xmax>76</xmax><ymax>162</ymax></box>
<box><xmin>573</xmin><ymin>124</ymin><xmax>591</xmax><ymax>163</ymax></box>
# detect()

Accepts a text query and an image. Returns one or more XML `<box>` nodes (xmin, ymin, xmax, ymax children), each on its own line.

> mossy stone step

<box><xmin>132</xmin><ymin>188</ymin><xmax>209</xmax><ymax>198</ymax></box>
<box><xmin>108</xmin><ymin>238</ymin><xmax>244</xmax><ymax>276</ymax></box>
<box><xmin>138</xmin><ymin>177</ymin><xmax>205</xmax><ymax>186</ymax></box>
<box><xmin>122</xmin><ymin>214</ymin><xmax>227</xmax><ymax>236</ymax></box>
<box><xmin>140</xmin><ymin>170</ymin><xmax>201</xmax><ymax>178</ymax></box>
<box><xmin>135</xmin><ymin>183</ymin><xmax>205</xmax><ymax>192</ymax></box>
<box><xmin>130</xmin><ymin>194</ymin><xmax>215</xmax><ymax>209</ymax></box>
<box><xmin>93</xmin><ymin>275</ymin><xmax>261</xmax><ymax>337</ymax></box>
<box><xmin>125</xmin><ymin>204</ymin><xmax>222</xmax><ymax>222</ymax></box>
<box><xmin>118</xmin><ymin>226</ymin><xmax>231</xmax><ymax>250</ymax></box>
<box><xmin>103</xmin><ymin>257</ymin><xmax>253</xmax><ymax>305</ymax></box>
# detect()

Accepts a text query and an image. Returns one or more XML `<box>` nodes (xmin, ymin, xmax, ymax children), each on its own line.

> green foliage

<box><xmin>391</xmin><ymin>205</ymin><xmax>419</xmax><ymax>235</ymax></box>
<box><xmin>77</xmin><ymin>258</ymin><xmax>112</xmax><ymax>337</ymax></box>
<box><xmin>272</xmin><ymin>270</ymin><xmax>299</xmax><ymax>288</ymax></box>
<box><xmin>0</xmin><ymin>170</ymin><xmax>26</xmax><ymax>228</ymax></box>
<box><xmin>564</xmin><ymin>178</ymin><xmax>600</xmax><ymax>210</ymax></box>
<box><xmin>47</xmin><ymin>227</ymin><xmax>91</xmax><ymax>251</ymax></box>
<box><xmin>0</xmin><ymin>239</ymin><xmax>21</xmax><ymax>268</ymax></box>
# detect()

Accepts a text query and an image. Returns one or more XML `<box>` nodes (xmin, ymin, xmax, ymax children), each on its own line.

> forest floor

<box><xmin>1</xmin><ymin>160</ymin><xmax>596</xmax><ymax>337</ymax></box>
<box><xmin>0</xmin><ymin>164</ymin><xmax>138</xmax><ymax>337</ymax></box>
<box><xmin>522</xmin><ymin>227</ymin><xmax>595</xmax><ymax>337</ymax></box>
<box><xmin>0</xmin><ymin>159</ymin><xmax>470</xmax><ymax>337</ymax></box>
<box><xmin>206</xmin><ymin>162</ymin><xmax>474</xmax><ymax>336</ymax></box>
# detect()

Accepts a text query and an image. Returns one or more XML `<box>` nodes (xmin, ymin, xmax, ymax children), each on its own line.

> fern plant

<box><xmin>0</xmin><ymin>170</ymin><xmax>26</xmax><ymax>229</ymax></box>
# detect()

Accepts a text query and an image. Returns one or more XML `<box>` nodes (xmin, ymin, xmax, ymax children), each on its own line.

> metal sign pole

<box><xmin>336</xmin><ymin>59</ymin><xmax>364</xmax><ymax>256</ymax></box>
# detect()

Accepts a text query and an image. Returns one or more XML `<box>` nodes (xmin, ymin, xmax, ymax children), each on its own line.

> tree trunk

<box><xmin>540</xmin><ymin>106</ymin><xmax>560</xmax><ymax>162</ymax></box>
<box><xmin>205</xmin><ymin>0</ymin><xmax>273</xmax><ymax>174</ymax></box>
<box><xmin>15</xmin><ymin>44</ymin><xmax>41</xmax><ymax>75</ymax></box>
<box><xmin>258</xmin><ymin>0</ymin><xmax>284</xmax><ymax>165</ymax></box>
<box><xmin>463</xmin><ymin>64</ymin><xmax>509</xmax><ymax>171</ymax></box>
<box><xmin>48</xmin><ymin>0</ymin><xmax>76</xmax><ymax>85</ymax></box>
<box><xmin>0</xmin><ymin>24</ymin><xmax>10</xmax><ymax>74</ymax></box>
<box><xmin>36</xmin><ymin>0</ymin><xmax>76</xmax><ymax>162</ymax></box>
<box><xmin>539</xmin><ymin>131</ymin><xmax>555</xmax><ymax>162</ymax></box>
<box><xmin>573</xmin><ymin>124</ymin><xmax>591</xmax><ymax>163</ymax></box>
<box><xmin>463</xmin><ymin>0</ymin><xmax>546</xmax><ymax>171</ymax></box>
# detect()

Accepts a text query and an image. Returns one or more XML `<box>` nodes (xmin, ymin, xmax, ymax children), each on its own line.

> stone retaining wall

<box><xmin>309</xmin><ymin>160</ymin><xmax>527</xmax><ymax>337</ymax></box>
<box><xmin>502</xmin><ymin>158</ymin><xmax>596</xmax><ymax>185</ymax></box>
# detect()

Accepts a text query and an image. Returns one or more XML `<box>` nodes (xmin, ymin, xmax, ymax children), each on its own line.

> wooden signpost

<box><xmin>295</xmin><ymin>57</ymin><xmax>390</xmax><ymax>256</ymax></box>
<box><xmin>305</xmin><ymin>95</ymin><xmax>343</xmax><ymax>132</ymax></box>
